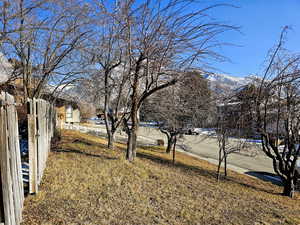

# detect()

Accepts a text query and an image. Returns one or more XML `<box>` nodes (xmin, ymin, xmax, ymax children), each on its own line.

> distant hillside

<box><xmin>203</xmin><ymin>73</ymin><xmax>256</xmax><ymax>94</ymax></box>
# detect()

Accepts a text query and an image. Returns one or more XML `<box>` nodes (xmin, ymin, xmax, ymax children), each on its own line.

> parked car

<box><xmin>95</xmin><ymin>118</ymin><xmax>105</xmax><ymax>125</ymax></box>
<box><xmin>182</xmin><ymin>127</ymin><xmax>200</xmax><ymax>135</ymax></box>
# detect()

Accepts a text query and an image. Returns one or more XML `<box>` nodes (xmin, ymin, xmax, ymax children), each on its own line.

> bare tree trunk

<box><xmin>104</xmin><ymin>106</ymin><xmax>114</xmax><ymax>149</ymax></box>
<box><xmin>166</xmin><ymin>138</ymin><xmax>172</xmax><ymax>153</ymax></box>
<box><xmin>126</xmin><ymin>53</ymin><xmax>143</xmax><ymax>161</ymax></box>
<box><xmin>283</xmin><ymin>177</ymin><xmax>295</xmax><ymax>197</ymax></box>
<box><xmin>126</xmin><ymin>130</ymin><xmax>137</xmax><ymax>161</ymax></box>
<box><xmin>107</xmin><ymin>130</ymin><xmax>115</xmax><ymax>149</ymax></box>
<box><xmin>126</xmin><ymin>132</ymin><xmax>133</xmax><ymax>161</ymax></box>
<box><xmin>224</xmin><ymin>153</ymin><xmax>228</xmax><ymax>177</ymax></box>
<box><xmin>217</xmin><ymin>149</ymin><xmax>222</xmax><ymax>181</ymax></box>
<box><xmin>166</xmin><ymin>135</ymin><xmax>175</xmax><ymax>153</ymax></box>
<box><xmin>172</xmin><ymin>136</ymin><xmax>177</xmax><ymax>164</ymax></box>
<box><xmin>103</xmin><ymin>68</ymin><xmax>116</xmax><ymax>149</ymax></box>
<box><xmin>126</xmin><ymin>99</ymin><xmax>139</xmax><ymax>161</ymax></box>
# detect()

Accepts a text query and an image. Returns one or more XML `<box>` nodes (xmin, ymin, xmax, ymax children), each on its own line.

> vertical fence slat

<box><xmin>0</xmin><ymin>92</ymin><xmax>17</xmax><ymax>225</ymax></box>
<box><xmin>5</xmin><ymin>93</ymin><xmax>22</xmax><ymax>225</ymax></box>
<box><xmin>14</xmin><ymin>104</ymin><xmax>24</xmax><ymax>208</ymax></box>
<box><xmin>28</xmin><ymin>98</ymin><xmax>54</xmax><ymax>194</ymax></box>
<box><xmin>28</xmin><ymin>98</ymin><xmax>37</xmax><ymax>194</ymax></box>
<box><xmin>0</xmin><ymin>94</ymin><xmax>12</xmax><ymax>225</ymax></box>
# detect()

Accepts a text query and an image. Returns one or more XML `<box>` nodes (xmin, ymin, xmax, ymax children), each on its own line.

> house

<box><xmin>216</xmin><ymin>84</ymin><xmax>258</xmax><ymax>137</ymax></box>
<box><xmin>55</xmin><ymin>98</ymin><xmax>81</xmax><ymax>126</ymax></box>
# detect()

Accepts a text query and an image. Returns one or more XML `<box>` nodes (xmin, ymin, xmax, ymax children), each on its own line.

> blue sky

<box><xmin>207</xmin><ymin>0</ymin><xmax>300</xmax><ymax>77</ymax></box>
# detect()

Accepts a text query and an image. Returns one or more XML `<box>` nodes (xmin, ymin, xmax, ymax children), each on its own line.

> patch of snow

<box><xmin>217</xmin><ymin>102</ymin><xmax>242</xmax><ymax>107</ymax></box>
<box><xmin>196</xmin><ymin>128</ymin><xmax>216</xmax><ymax>136</ymax></box>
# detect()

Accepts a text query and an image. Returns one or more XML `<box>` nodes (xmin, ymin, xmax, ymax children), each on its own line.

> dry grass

<box><xmin>22</xmin><ymin>130</ymin><xmax>300</xmax><ymax>225</ymax></box>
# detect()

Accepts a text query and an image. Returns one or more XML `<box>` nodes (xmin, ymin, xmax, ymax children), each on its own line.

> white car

<box><xmin>185</xmin><ymin>127</ymin><xmax>200</xmax><ymax>135</ymax></box>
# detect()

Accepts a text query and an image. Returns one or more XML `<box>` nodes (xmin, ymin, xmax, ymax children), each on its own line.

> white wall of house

<box><xmin>65</xmin><ymin>105</ymin><xmax>80</xmax><ymax>123</ymax></box>
<box><xmin>72</xmin><ymin>109</ymin><xmax>81</xmax><ymax>123</ymax></box>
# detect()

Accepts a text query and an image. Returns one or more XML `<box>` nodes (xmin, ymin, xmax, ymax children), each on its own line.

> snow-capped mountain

<box><xmin>203</xmin><ymin>73</ymin><xmax>256</xmax><ymax>93</ymax></box>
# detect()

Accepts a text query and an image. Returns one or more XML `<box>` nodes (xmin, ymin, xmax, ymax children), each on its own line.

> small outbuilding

<box><xmin>55</xmin><ymin>98</ymin><xmax>81</xmax><ymax>126</ymax></box>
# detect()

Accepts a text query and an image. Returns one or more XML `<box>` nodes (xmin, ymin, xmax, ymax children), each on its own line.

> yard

<box><xmin>22</xmin><ymin>130</ymin><xmax>300</xmax><ymax>225</ymax></box>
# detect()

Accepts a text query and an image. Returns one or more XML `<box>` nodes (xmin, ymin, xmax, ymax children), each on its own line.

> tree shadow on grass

<box><xmin>136</xmin><ymin>151</ymin><xmax>282</xmax><ymax>195</ymax></box>
<box><xmin>137</xmin><ymin>151</ymin><xmax>218</xmax><ymax>179</ymax></box>
<box><xmin>53</xmin><ymin>148</ymin><xmax>118</xmax><ymax>160</ymax></box>
<box><xmin>57</xmin><ymin>139</ymin><xmax>108</xmax><ymax>150</ymax></box>
<box><xmin>138</xmin><ymin>145</ymin><xmax>165</xmax><ymax>153</ymax></box>
<box><xmin>245</xmin><ymin>171</ymin><xmax>283</xmax><ymax>186</ymax></box>
<box><xmin>71</xmin><ymin>139</ymin><xmax>110</xmax><ymax>148</ymax></box>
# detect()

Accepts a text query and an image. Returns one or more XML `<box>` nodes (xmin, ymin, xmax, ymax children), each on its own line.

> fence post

<box><xmin>28</xmin><ymin>98</ymin><xmax>55</xmax><ymax>194</ymax></box>
<box><xmin>5</xmin><ymin>93</ymin><xmax>23</xmax><ymax>224</ymax></box>
<box><xmin>28</xmin><ymin>98</ymin><xmax>38</xmax><ymax>194</ymax></box>
<box><xmin>0</xmin><ymin>94</ymin><xmax>13</xmax><ymax>225</ymax></box>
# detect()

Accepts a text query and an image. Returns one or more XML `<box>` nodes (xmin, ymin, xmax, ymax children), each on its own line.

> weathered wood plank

<box><xmin>14</xmin><ymin>105</ymin><xmax>24</xmax><ymax>208</ymax></box>
<box><xmin>0</xmin><ymin>92</ymin><xmax>46</xmax><ymax>224</ymax></box>
<box><xmin>5</xmin><ymin>93</ymin><xmax>21</xmax><ymax>225</ymax></box>
<box><xmin>0</xmin><ymin>93</ymin><xmax>5</xmax><ymax>223</ymax></box>
<box><xmin>28</xmin><ymin>113</ymin><xmax>37</xmax><ymax>194</ymax></box>
<box><xmin>0</xmin><ymin>98</ymin><xmax>11</xmax><ymax>225</ymax></box>
<box><xmin>0</xmin><ymin>92</ymin><xmax>14</xmax><ymax>225</ymax></box>
<box><xmin>28</xmin><ymin>98</ymin><xmax>55</xmax><ymax>194</ymax></box>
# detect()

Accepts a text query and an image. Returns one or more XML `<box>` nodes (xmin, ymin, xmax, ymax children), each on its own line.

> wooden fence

<box><xmin>0</xmin><ymin>92</ymin><xmax>24</xmax><ymax>225</ymax></box>
<box><xmin>0</xmin><ymin>93</ymin><xmax>55</xmax><ymax>225</ymax></box>
<box><xmin>28</xmin><ymin>98</ymin><xmax>55</xmax><ymax>194</ymax></box>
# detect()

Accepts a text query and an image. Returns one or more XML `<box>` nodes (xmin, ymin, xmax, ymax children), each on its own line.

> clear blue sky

<box><xmin>207</xmin><ymin>0</ymin><xmax>300</xmax><ymax>77</ymax></box>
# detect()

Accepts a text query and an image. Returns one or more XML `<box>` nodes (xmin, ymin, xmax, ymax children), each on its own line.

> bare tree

<box><xmin>145</xmin><ymin>87</ymin><xmax>184</xmax><ymax>154</ymax></box>
<box><xmin>144</xmin><ymin>71</ymin><xmax>211</xmax><ymax>154</ymax></box>
<box><xmin>254</xmin><ymin>27</ymin><xmax>300</xmax><ymax>197</ymax></box>
<box><xmin>83</xmin><ymin>1</ymin><xmax>132</xmax><ymax>149</ymax></box>
<box><xmin>0</xmin><ymin>0</ymin><xmax>91</xmax><ymax>101</ymax></box>
<box><xmin>0</xmin><ymin>0</ymin><xmax>47</xmax><ymax>45</ymax></box>
<box><xmin>79</xmin><ymin>101</ymin><xmax>96</xmax><ymax>121</ymax></box>
<box><xmin>118</xmin><ymin>0</ymin><xmax>237</xmax><ymax>161</ymax></box>
<box><xmin>215</xmin><ymin>100</ymin><xmax>252</xmax><ymax>181</ymax></box>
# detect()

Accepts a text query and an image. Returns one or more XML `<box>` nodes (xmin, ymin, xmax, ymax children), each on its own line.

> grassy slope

<box><xmin>22</xmin><ymin>130</ymin><xmax>300</xmax><ymax>225</ymax></box>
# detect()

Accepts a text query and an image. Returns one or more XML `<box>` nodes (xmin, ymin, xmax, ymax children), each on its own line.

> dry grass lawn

<box><xmin>22</xmin><ymin>130</ymin><xmax>300</xmax><ymax>225</ymax></box>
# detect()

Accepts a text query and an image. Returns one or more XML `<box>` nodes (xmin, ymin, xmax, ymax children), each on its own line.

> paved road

<box><xmin>137</xmin><ymin>127</ymin><xmax>274</xmax><ymax>174</ymax></box>
<box><xmin>69</xmin><ymin>123</ymin><xmax>275</xmax><ymax>176</ymax></box>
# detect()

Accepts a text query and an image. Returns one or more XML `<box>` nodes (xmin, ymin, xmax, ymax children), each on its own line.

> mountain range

<box><xmin>203</xmin><ymin>73</ymin><xmax>255</xmax><ymax>93</ymax></box>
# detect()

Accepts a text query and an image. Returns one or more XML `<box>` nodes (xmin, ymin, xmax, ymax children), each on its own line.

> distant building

<box><xmin>55</xmin><ymin>98</ymin><xmax>81</xmax><ymax>126</ymax></box>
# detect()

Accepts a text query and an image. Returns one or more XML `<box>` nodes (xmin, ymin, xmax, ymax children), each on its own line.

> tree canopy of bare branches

<box><xmin>254</xmin><ymin>27</ymin><xmax>300</xmax><ymax>197</ymax></box>
<box><xmin>0</xmin><ymin>0</ymin><xmax>92</xmax><ymax>101</ymax></box>
<box><xmin>143</xmin><ymin>71</ymin><xmax>211</xmax><ymax>154</ymax></box>
<box><xmin>105</xmin><ymin>0</ymin><xmax>238</xmax><ymax>161</ymax></box>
